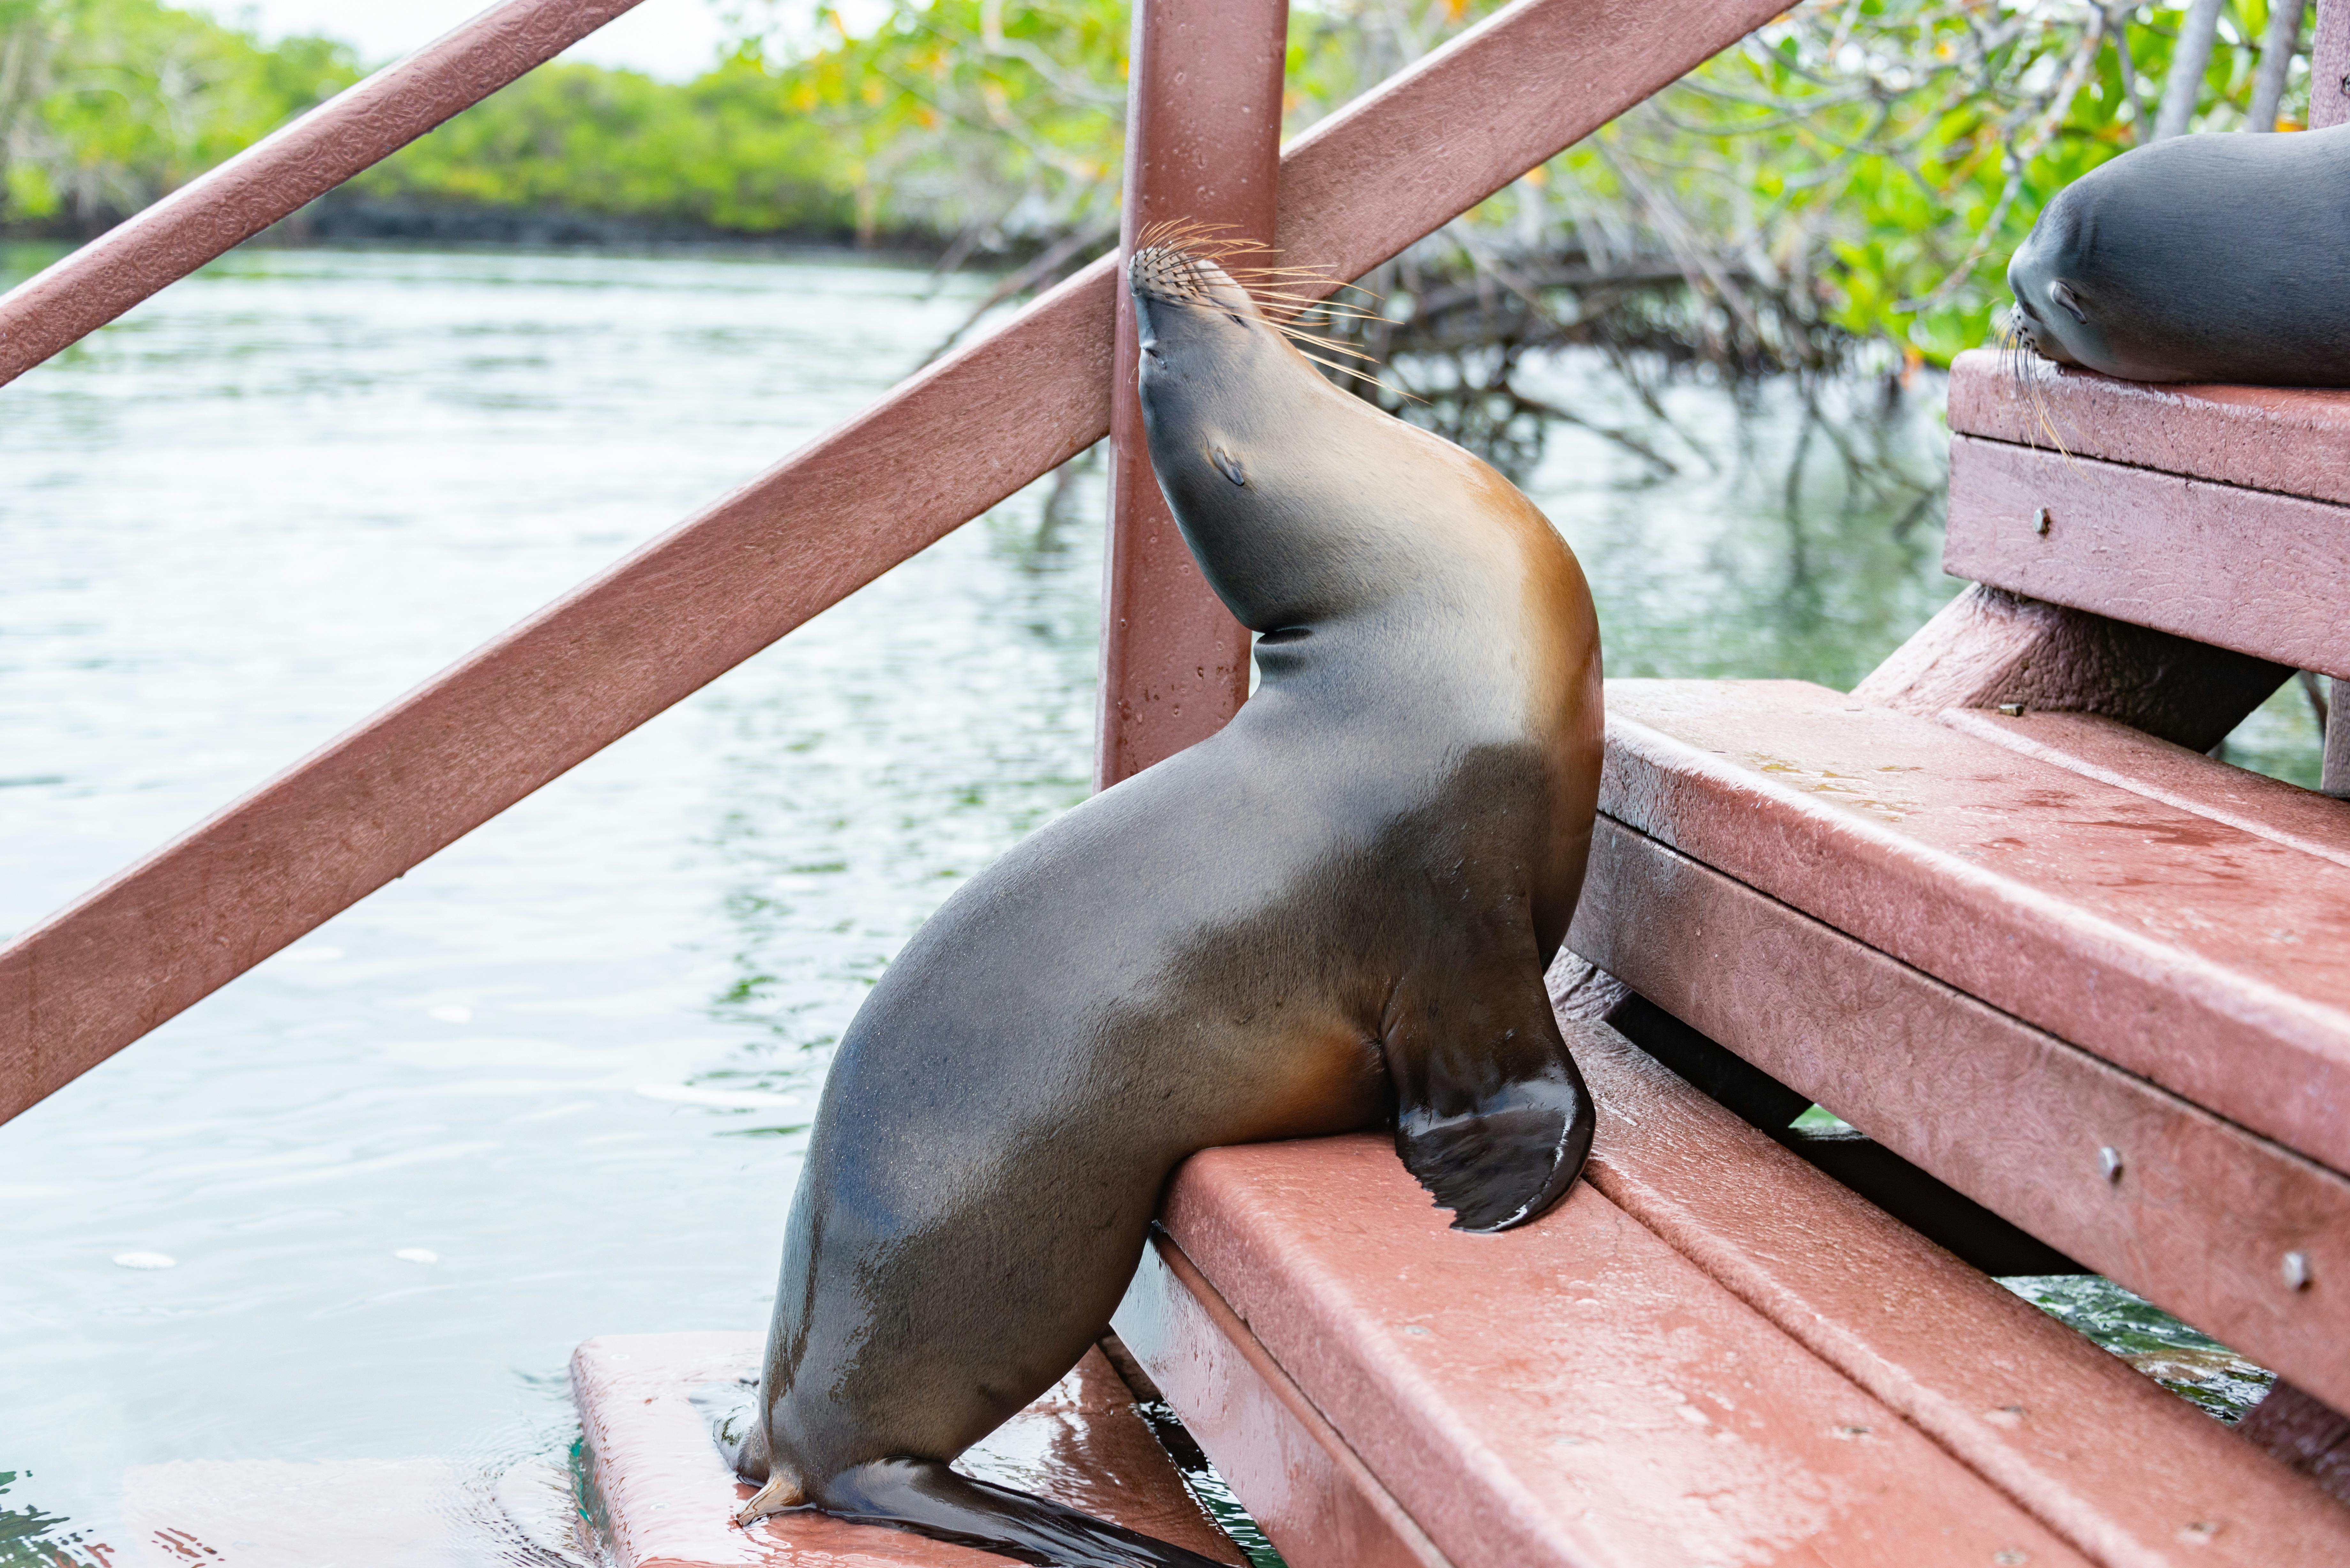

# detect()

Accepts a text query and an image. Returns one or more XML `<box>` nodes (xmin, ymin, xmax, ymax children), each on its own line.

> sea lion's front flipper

<box><xmin>1382</xmin><ymin>956</ymin><xmax>1596</xmax><ymax>1233</ymax></box>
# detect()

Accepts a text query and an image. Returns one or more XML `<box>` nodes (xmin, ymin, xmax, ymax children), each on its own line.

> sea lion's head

<box><xmin>1127</xmin><ymin>233</ymin><xmax>1341</xmax><ymax>437</ymax></box>
<box><xmin>2003</xmin><ymin>181</ymin><xmax>2111</xmax><ymax>374</ymax></box>
<box><xmin>1124</xmin><ymin>230</ymin><xmax>1402</xmax><ymax>629</ymax></box>
<box><xmin>2002</xmin><ymin>128</ymin><xmax>2350</xmax><ymax>386</ymax></box>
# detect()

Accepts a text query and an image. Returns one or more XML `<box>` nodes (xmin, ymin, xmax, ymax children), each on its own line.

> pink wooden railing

<box><xmin>1095</xmin><ymin>0</ymin><xmax>1285</xmax><ymax>788</ymax></box>
<box><xmin>0</xmin><ymin>0</ymin><xmax>1808</xmax><ymax>1123</ymax></box>
<box><xmin>0</xmin><ymin>0</ymin><xmax>651</xmax><ymax>388</ymax></box>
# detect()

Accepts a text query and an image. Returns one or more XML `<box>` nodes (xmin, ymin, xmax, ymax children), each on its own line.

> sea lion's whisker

<box><xmin>1272</xmin><ymin>327</ymin><xmax>1379</xmax><ymax>363</ymax></box>
<box><xmin>1134</xmin><ymin>223</ymin><xmax>1418</xmax><ymax>398</ymax></box>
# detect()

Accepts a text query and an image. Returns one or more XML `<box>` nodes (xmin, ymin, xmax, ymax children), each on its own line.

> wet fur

<box><xmin>2006</xmin><ymin>124</ymin><xmax>2350</xmax><ymax>387</ymax></box>
<box><xmin>729</xmin><ymin>236</ymin><xmax>1604</xmax><ymax>1566</ymax></box>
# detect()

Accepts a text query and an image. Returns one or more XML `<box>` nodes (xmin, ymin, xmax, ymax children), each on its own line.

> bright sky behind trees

<box><xmin>194</xmin><ymin>0</ymin><xmax>738</xmax><ymax>79</ymax></box>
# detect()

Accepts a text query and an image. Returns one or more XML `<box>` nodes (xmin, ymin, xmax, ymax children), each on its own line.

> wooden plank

<box><xmin>1094</xmin><ymin>0</ymin><xmax>1285</xmax><ymax>788</ymax></box>
<box><xmin>570</xmin><ymin>1333</ymin><xmax>1240</xmax><ymax>1567</ymax></box>
<box><xmin>1939</xmin><ymin>707</ymin><xmax>2350</xmax><ymax>872</ymax></box>
<box><xmin>1944</xmin><ymin>435</ymin><xmax>2350</xmax><ymax>680</ymax></box>
<box><xmin>1113</xmin><ymin>1237</ymin><xmax>1452</xmax><ymax>1568</ymax></box>
<box><xmin>2240</xmin><ymin>1382</ymin><xmax>2350</xmax><ymax>1507</ymax></box>
<box><xmin>2329</xmin><ymin>682</ymin><xmax>2350</xmax><ymax>799</ymax></box>
<box><xmin>1565</xmin><ymin>1006</ymin><xmax>2350</xmax><ymax>1568</ymax></box>
<box><xmin>1602</xmin><ymin>679</ymin><xmax>2350</xmax><ymax>1174</ymax></box>
<box><xmin>0</xmin><ymin>0</ymin><xmax>651</xmax><ymax>389</ymax></box>
<box><xmin>1849</xmin><ymin>583</ymin><xmax>2287</xmax><ymax>754</ymax></box>
<box><xmin>0</xmin><ymin>0</ymin><xmax>1791</xmax><ymax>1126</ymax></box>
<box><xmin>1155</xmin><ymin>1138</ymin><xmax>2089</xmax><ymax>1568</ymax></box>
<box><xmin>1567</xmin><ymin>813</ymin><xmax>2350</xmax><ymax>1418</ymax></box>
<box><xmin>1944</xmin><ymin>351</ymin><xmax>2350</xmax><ymax>508</ymax></box>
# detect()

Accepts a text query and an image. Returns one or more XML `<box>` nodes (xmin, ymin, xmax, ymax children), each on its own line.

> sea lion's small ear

<box><xmin>1383</xmin><ymin>968</ymin><xmax>1595</xmax><ymax>1233</ymax></box>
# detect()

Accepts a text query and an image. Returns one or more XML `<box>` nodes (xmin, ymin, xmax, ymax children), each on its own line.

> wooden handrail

<box><xmin>0</xmin><ymin>0</ymin><xmax>1787</xmax><ymax>1126</ymax></box>
<box><xmin>0</xmin><ymin>0</ymin><xmax>649</xmax><ymax>389</ymax></box>
<box><xmin>1095</xmin><ymin>0</ymin><xmax>1288</xmax><ymax>788</ymax></box>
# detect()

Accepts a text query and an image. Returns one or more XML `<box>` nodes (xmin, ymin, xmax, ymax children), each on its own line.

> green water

<box><xmin>2000</xmin><ymin>1277</ymin><xmax>2277</xmax><ymax>1423</ymax></box>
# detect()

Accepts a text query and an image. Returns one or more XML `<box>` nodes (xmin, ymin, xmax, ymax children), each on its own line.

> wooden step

<box><xmin>1948</xmin><ymin>349</ymin><xmax>2350</xmax><ymax>506</ymax></box>
<box><xmin>571</xmin><ymin>1333</ymin><xmax>1240</xmax><ymax>1567</ymax></box>
<box><xmin>1572</xmin><ymin>1014</ymin><xmax>2350</xmax><ymax>1566</ymax></box>
<box><xmin>1944</xmin><ymin>436</ymin><xmax>2350</xmax><ymax>680</ymax></box>
<box><xmin>1573</xmin><ymin>678</ymin><xmax>2350</xmax><ymax>1411</ymax></box>
<box><xmin>1937</xmin><ymin>707</ymin><xmax>2350</xmax><ymax>871</ymax></box>
<box><xmin>1598</xmin><ymin>678</ymin><xmax>2350</xmax><ymax>1168</ymax></box>
<box><xmin>1941</xmin><ymin>351</ymin><xmax>2350</xmax><ymax>678</ymax></box>
<box><xmin>1118</xmin><ymin>1135</ymin><xmax>2093</xmax><ymax>1567</ymax></box>
<box><xmin>1118</xmin><ymin>1024</ymin><xmax>2350</xmax><ymax>1567</ymax></box>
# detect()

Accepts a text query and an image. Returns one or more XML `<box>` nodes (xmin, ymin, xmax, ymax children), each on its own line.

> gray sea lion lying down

<box><xmin>2005</xmin><ymin>124</ymin><xmax>2350</xmax><ymax>387</ymax></box>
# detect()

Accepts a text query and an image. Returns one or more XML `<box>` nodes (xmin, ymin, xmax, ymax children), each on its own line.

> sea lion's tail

<box><xmin>818</xmin><ymin>1456</ymin><xmax>1233</xmax><ymax>1568</ymax></box>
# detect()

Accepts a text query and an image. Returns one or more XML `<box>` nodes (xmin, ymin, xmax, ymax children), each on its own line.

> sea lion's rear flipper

<box><xmin>820</xmin><ymin>1457</ymin><xmax>1232</xmax><ymax>1567</ymax></box>
<box><xmin>1382</xmin><ymin>955</ymin><xmax>1596</xmax><ymax>1233</ymax></box>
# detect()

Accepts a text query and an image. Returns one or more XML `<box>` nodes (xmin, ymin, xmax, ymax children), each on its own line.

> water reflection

<box><xmin>1510</xmin><ymin>357</ymin><xmax>1956</xmax><ymax>693</ymax></box>
<box><xmin>2001</xmin><ymin>1276</ymin><xmax>2277</xmax><ymax>1423</ymax></box>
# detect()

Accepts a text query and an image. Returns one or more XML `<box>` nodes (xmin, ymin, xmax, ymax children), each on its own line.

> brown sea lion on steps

<box><xmin>716</xmin><ymin>227</ymin><xmax>1606</xmax><ymax>1566</ymax></box>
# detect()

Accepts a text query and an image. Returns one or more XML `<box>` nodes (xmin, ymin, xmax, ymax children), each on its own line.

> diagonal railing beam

<box><xmin>0</xmin><ymin>0</ymin><xmax>1785</xmax><ymax>1126</ymax></box>
<box><xmin>0</xmin><ymin>0</ymin><xmax>650</xmax><ymax>389</ymax></box>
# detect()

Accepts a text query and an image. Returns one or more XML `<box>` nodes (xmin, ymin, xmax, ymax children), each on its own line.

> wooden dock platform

<box><xmin>571</xmin><ymin>1334</ymin><xmax>1239</xmax><ymax>1566</ymax></box>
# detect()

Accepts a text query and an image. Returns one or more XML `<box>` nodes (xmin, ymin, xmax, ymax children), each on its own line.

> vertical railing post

<box><xmin>1095</xmin><ymin>0</ymin><xmax>1291</xmax><ymax>790</ymax></box>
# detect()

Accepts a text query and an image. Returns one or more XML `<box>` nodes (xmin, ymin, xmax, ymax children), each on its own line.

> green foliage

<box><xmin>349</xmin><ymin>58</ymin><xmax>857</xmax><ymax>235</ymax></box>
<box><xmin>0</xmin><ymin>0</ymin><xmax>358</xmax><ymax>228</ymax></box>
<box><xmin>1574</xmin><ymin>2</ymin><xmax>2316</xmax><ymax>363</ymax></box>
<box><xmin>0</xmin><ymin>0</ymin><xmax>2320</xmax><ymax>364</ymax></box>
<box><xmin>716</xmin><ymin>0</ymin><xmax>1130</xmax><ymax>243</ymax></box>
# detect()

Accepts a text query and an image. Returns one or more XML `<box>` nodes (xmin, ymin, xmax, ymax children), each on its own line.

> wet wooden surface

<box><xmin>1146</xmin><ymin>1137</ymin><xmax>2089</xmax><ymax>1568</ymax></box>
<box><xmin>1945</xmin><ymin>351</ymin><xmax>2350</xmax><ymax>507</ymax></box>
<box><xmin>1940</xmin><ymin>707</ymin><xmax>2350</xmax><ymax>871</ymax></box>
<box><xmin>1568</xmin><ymin>815</ymin><xmax>2350</xmax><ymax>1417</ymax></box>
<box><xmin>1570</xmin><ymin>1012</ymin><xmax>2350</xmax><ymax>1566</ymax></box>
<box><xmin>1601</xmin><ymin>679</ymin><xmax>2350</xmax><ymax>1175</ymax></box>
<box><xmin>1116</xmin><ymin>1238</ymin><xmax>1450</xmax><ymax>1568</ymax></box>
<box><xmin>572</xmin><ymin>1333</ymin><xmax>1239</xmax><ymax>1567</ymax></box>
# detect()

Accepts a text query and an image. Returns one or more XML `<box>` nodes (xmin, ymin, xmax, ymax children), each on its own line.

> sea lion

<box><xmin>2004</xmin><ymin>124</ymin><xmax>2350</xmax><ymax>386</ymax></box>
<box><xmin>721</xmin><ymin>229</ymin><xmax>1605</xmax><ymax>1566</ymax></box>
